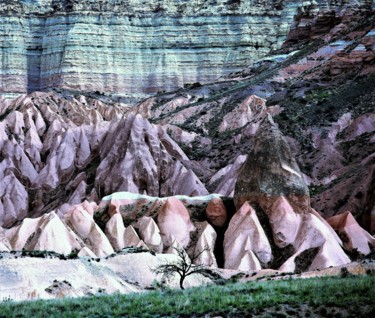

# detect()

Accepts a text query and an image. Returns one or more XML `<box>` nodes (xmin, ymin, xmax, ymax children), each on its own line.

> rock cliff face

<box><xmin>1</xmin><ymin>0</ymin><xmax>359</xmax><ymax>99</ymax></box>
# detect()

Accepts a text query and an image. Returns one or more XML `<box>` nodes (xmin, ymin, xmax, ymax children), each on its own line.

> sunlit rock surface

<box><xmin>224</xmin><ymin>202</ymin><xmax>272</xmax><ymax>270</ymax></box>
<box><xmin>0</xmin><ymin>251</ymin><xmax>210</xmax><ymax>301</ymax></box>
<box><xmin>157</xmin><ymin>197</ymin><xmax>196</xmax><ymax>249</ymax></box>
<box><xmin>327</xmin><ymin>211</ymin><xmax>375</xmax><ymax>255</ymax></box>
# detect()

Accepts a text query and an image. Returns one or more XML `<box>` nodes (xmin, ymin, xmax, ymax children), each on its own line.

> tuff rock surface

<box><xmin>0</xmin><ymin>92</ymin><xmax>208</xmax><ymax>227</ymax></box>
<box><xmin>133</xmin><ymin>2</ymin><xmax>375</xmax><ymax>234</ymax></box>
<box><xmin>0</xmin><ymin>0</ymin><xmax>303</xmax><ymax>99</ymax></box>
<box><xmin>234</xmin><ymin>115</ymin><xmax>310</xmax><ymax>214</ymax></box>
<box><xmin>0</xmin><ymin>0</ymin><xmax>374</xmax><ymax>303</ymax></box>
<box><xmin>327</xmin><ymin>211</ymin><xmax>375</xmax><ymax>255</ymax></box>
<box><xmin>0</xmin><ymin>251</ymin><xmax>210</xmax><ymax>301</ymax></box>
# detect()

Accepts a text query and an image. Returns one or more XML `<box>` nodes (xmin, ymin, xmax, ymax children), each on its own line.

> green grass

<box><xmin>1</xmin><ymin>275</ymin><xmax>374</xmax><ymax>317</ymax></box>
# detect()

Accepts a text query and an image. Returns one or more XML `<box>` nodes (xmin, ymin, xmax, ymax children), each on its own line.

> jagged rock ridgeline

<box><xmin>1</xmin><ymin>117</ymin><xmax>373</xmax><ymax>275</ymax></box>
<box><xmin>0</xmin><ymin>92</ymin><xmax>372</xmax><ymax>274</ymax></box>
<box><xmin>0</xmin><ymin>193</ymin><xmax>224</xmax><ymax>265</ymax></box>
<box><xmin>0</xmin><ymin>92</ymin><xmax>208</xmax><ymax>228</ymax></box>
<box><xmin>2</xmin><ymin>0</ymin><xmax>369</xmax><ymax>98</ymax></box>
<box><xmin>1</xmin><ymin>188</ymin><xmax>372</xmax><ymax>274</ymax></box>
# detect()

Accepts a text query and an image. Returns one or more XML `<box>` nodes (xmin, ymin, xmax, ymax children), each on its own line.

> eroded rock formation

<box><xmin>224</xmin><ymin>202</ymin><xmax>272</xmax><ymax>271</ymax></box>
<box><xmin>132</xmin><ymin>2</ymin><xmax>375</xmax><ymax>234</ymax></box>
<box><xmin>327</xmin><ymin>211</ymin><xmax>375</xmax><ymax>255</ymax></box>
<box><xmin>0</xmin><ymin>115</ymin><xmax>366</xmax><ymax>273</ymax></box>
<box><xmin>234</xmin><ymin>115</ymin><xmax>310</xmax><ymax>214</ymax></box>
<box><xmin>0</xmin><ymin>0</ymin><xmax>374</xmax><ymax>286</ymax></box>
<box><xmin>0</xmin><ymin>0</ymin><xmax>302</xmax><ymax>99</ymax></box>
<box><xmin>225</xmin><ymin>116</ymin><xmax>351</xmax><ymax>272</ymax></box>
<box><xmin>0</xmin><ymin>92</ymin><xmax>208</xmax><ymax>227</ymax></box>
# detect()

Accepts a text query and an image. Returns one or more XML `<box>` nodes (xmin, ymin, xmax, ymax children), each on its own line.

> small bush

<box><xmin>340</xmin><ymin>267</ymin><xmax>351</xmax><ymax>278</ymax></box>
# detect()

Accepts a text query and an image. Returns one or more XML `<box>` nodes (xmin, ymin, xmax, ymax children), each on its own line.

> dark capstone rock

<box><xmin>234</xmin><ymin>114</ymin><xmax>310</xmax><ymax>213</ymax></box>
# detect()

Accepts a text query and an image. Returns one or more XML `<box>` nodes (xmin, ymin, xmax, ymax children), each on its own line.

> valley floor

<box><xmin>0</xmin><ymin>274</ymin><xmax>374</xmax><ymax>318</ymax></box>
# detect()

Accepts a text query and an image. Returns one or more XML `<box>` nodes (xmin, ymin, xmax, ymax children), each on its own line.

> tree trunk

<box><xmin>179</xmin><ymin>275</ymin><xmax>185</xmax><ymax>290</ymax></box>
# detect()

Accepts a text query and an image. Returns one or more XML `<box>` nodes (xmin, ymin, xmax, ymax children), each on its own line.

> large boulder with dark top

<box><xmin>234</xmin><ymin>115</ymin><xmax>310</xmax><ymax>215</ymax></box>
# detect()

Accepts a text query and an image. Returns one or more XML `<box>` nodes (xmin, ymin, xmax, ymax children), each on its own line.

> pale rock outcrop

<box><xmin>78</xmin><ymin>247</ymin><xmax>97</xmax><ymax>258</ymax></box>
<box><xmin>224</xmin><ymin>202</ymin><xmax>272</xmax><ymax>270</ymax></box>
<box><xmin>80</xmin><ymin>201</ymin><xmax>98</xmax><ymax>218</ymax></box>
<box><xmin>25</xmin><ymin>212</ymin><xmax>82</xmax><ymax>255</ymax></box>
<box><xmin>269</xmin><ymin>197</ymin><xmax>302</xmax><ymax>248</ymax></box>
<box><xmin>310</xmin><ymin>209</ymin><xmax>343</xmax><ymax>246</ymax></box>
<box><xmin>279</xmin><ymin>213</ymin><xmax>351</xmax><ymax>272</ymax></box>
<box><xmin>157</xmin><ymin>197</ymin><xmax>196</xmax><ymax>248</ymax></box>
<box><xmin>68</xmin><ymin>180</ymin><xmax>88</xmax><ymax>206</ymax></box>
<box><xmin>161</xmin><ymin>124</ymin><xmax>198</xmax><ymax>146</ymax></box>
<box><xmin>136</xmin><ymin>240</ymin><xmax>149</xmax><ymax>250</ymax></box>
<box><xmin>136</xmin><ymin>216</ymin><xmax>163</xmax><ymax>253</ymax></box>
<box><xmin>208</xmin><ymin>155</ymin><xmax>247</xmax><ymax>197</ymax></box>
<box><xmin>194</xmin><ymin>222</ymin><xmax>218</xmax><ymax>268</ymax></box>
<box><xmin>327</xmin><ymin>211</ymin><xmax>375</xmax><ymax>255</ymax></box>
<box><xmin>4</xmin><ymin>212</ymin><xmax>82</xmax><ymax>255</ymax></box>
<box><xmin>237</xmin><ymin>240</ymin><xmax>262</xmax><ymax>272</ymax></box>
<box><xmin>309</xmin><ymin>241</ymin><xmax>352</xmax><ymax>272</ymax></box>
<box><xmin>0</xmin><ymin>228</ymin><xmax>11</xmax><ymax>251</ymax></box>
<box><xmin>0</xmin><ymin>254</ymin><xmax>138</xmax><ymax>301</ymax></box>
<box><xmin>205</xmin><ymin>197</ymin><xmax>228</xmax><ymax>227</ymax></box>
<box><xmin>0</xmin><ymin>242</ymin><xmax>9</xmax><ymax>252</ymax></box>
<box><xmin>123</xmin><ymin>225</ymin><xmax>143</xmax><ymax>248</ymax></box>
<box><xmin>219</xmin><ymin>95</ymin><xmax>267</xmax><ymax>132</ymax></box>
<box><xmin>66</xmin><ymin>206</ymin><xmax>114</xmax><ymax>257</ymax></box>
<box><xmin>105</xmin><ymin>213</ymin><xmax>126</xmax><ymax>251</ymax></box>
<box><xmin>0</xmin><ymin>172</ymin><xmax>28</xmax><ymax>228</ymax></box>
<box><xmin>4</xmin><ymin>218</ymin><xmax>42</xmax><ymax>251</ymax></box>
<box><xmin>166</xmin><ymin>238</ymin><xmax>186</xmax><ymax>256</ymax></box>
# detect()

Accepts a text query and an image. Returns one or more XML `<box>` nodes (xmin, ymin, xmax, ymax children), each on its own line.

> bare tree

<box><xmin>152</xmin><ymin>247</ymin><xmax>215</xmax><ymax>290</ymax></box>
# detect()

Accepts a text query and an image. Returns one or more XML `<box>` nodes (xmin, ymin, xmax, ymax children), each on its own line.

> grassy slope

<box><xmin>1</xmin><ymin>275</ymin><xmax>374</xmax><ymax>318</ymax></box>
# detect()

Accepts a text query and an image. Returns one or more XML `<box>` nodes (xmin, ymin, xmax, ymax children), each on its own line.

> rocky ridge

<box><xmin>131</xmin><ymin>3</ymin><xmax>375</xmax><ymax>233</ymax></box>
<box><xmin>0</xmin><ymin>92</ymin><xmax>208</xmax><ymax>228</ymax></box>
<box><xmin>1</xmin><ymin>114</ymin><xmax>373</xmax><ymax>277</ymax></box>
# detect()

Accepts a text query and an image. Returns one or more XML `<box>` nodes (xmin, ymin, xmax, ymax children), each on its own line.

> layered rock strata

<box><xmin>2</xmin><ymin>0</ymin><xmax>365</xmax><ymax>98</ymax></box>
